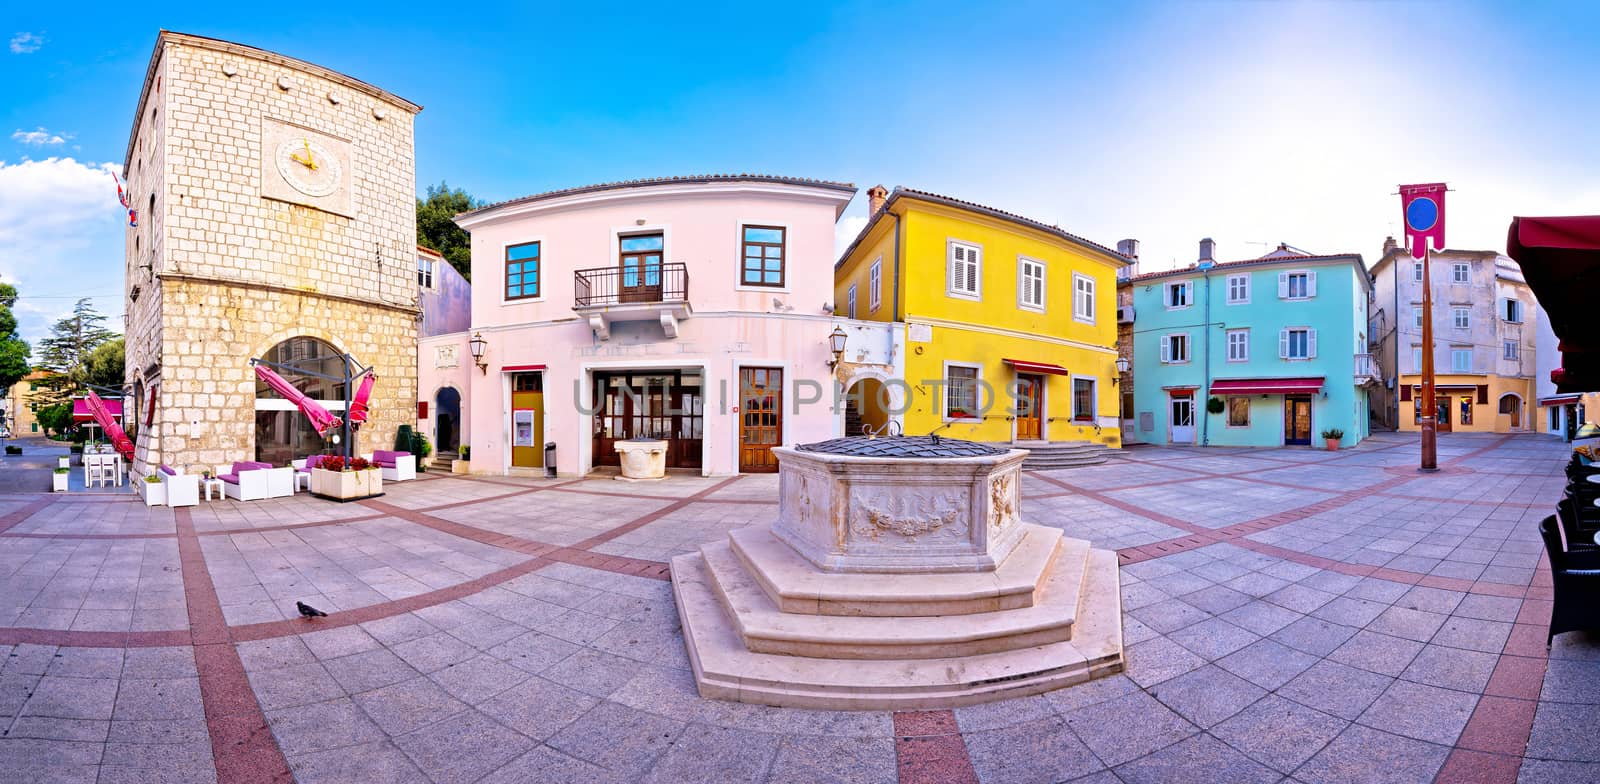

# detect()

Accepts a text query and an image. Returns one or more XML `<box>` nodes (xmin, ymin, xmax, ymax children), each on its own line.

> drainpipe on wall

<box><xmin>888</xmin><ymin>207</ymin><xmax>903</xmax><ymax>322</ymax></box>
<box><xmin>1201</xmin><ymin>266</ymin><xmax>1213</xmax><ymax>446</ymax></box>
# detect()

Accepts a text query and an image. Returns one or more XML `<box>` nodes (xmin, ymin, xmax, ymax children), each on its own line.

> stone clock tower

<box><xmin>122</xmin><ymin>32</ymin><xmax>421</xmax><ymax>474</ymax></box>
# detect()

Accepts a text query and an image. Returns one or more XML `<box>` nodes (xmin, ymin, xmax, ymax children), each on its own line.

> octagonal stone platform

<box><xmin>673</xmin><ymin>437</ymin><xmax>1126</xmax><ymax>709</ymax></box>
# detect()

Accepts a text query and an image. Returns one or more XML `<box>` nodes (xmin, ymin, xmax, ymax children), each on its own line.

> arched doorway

<box><xmin>842</xmin><ymin>376</ymin><xmax>891</xmax><ymax>437</ymax></box>
<box><xmin>254</xmin><ymin>336</ymin><xmax>347</xmax><ymax>464</ymax></box>
<box><xmin>434</xmin><ymin>387</ymin><xmax>461</xmax><ymax>454</ymax></box>
<box><xmin>1499</xmin><ymin>394</ymin><xmax>1523</xmax><ymax>430</ymax></box>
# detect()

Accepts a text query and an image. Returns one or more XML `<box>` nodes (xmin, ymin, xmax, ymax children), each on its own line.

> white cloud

<box><xmin>834</xmin><ymin>214</ymin><xmax>867</xmax><ymax>260</ymax></box>
<box><xmin>9</xmin><ymin>32</ymin><xmax>42</xmax><ymax>54</ymax></box>
<box><xmin>11</xmin><ymin>127</ymin><xmax>69</xmax><ymax>146</ymax></box>
<box><xmin>0</xmin><ymin>157</ymin><xmax>127</xmax><ymax>343</ymax></box>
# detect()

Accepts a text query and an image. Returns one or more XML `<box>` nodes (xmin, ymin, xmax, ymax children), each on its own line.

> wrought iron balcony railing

<box><xmin>574</xmin><ymin>263</ymin><xmax>689</xmax><ymax>308</ymax></box>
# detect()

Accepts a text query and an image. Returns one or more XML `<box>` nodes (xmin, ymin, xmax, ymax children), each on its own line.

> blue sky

<box><xmin>2</xmin><ymin>0</ymin><xmax>1598</xmax><ymax>345</ymax></box>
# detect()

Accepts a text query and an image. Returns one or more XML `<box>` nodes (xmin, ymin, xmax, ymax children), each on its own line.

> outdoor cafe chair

<box><xmin>1537</xmin><ymin>515</ymin><xmax>1600</xmax><ymax>646</ymax></box>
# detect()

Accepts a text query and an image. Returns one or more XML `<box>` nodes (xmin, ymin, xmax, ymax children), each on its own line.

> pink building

<box><xmin>434</xmin><ymin>175</ymin><xmax>858</xmax><ymax>476</ymax></box>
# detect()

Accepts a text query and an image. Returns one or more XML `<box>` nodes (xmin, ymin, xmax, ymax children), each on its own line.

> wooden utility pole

<box><xmin>1419</xmin><ymin>248</ymin><xmax>1439</xmax><ymax>472</ymax></box>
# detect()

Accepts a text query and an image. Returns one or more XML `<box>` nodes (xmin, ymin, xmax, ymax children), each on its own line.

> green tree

<box><xmin>34</xmin><ymin>298</ymin><xmax>118</xmax><ymax>406</ymax></box>
<box><xmin>84</xmin><ymin>337</ymin><xmax>125</xmax><ymax>391</ymax></box>
<box><xmin>0</xmin><ymin>283</ymin><xmax>31</xmax><ymax>392</ymax></box>
<box><xmin>36</xmin><ymin>402</ymin><xmax>76</xmax><ymax>440</ymax></box>
<box><xmin>417</xmin><ymin>181</ymin><xmax>480</xmax><ymax>281</ymax></box>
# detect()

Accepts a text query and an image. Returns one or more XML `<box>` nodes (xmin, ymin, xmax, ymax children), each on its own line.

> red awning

<box><xmin>71</xmin><ymin>398</ymin><xmax>123</xmax><ymax>423</ymax></box>
<box><xmin>502</xmin><ymin>364</ymin><xmax>547</xmax><ymax>373</ymax></box>
<box><xmin>1507</xmin><ymin>215</ymin><xmax>1600</xmax><ymax>392</ymax></box>
<box><xmin>1003</xmin><ymin>359</ymin><xmax>1069</xmax><ymax>376</ymax></box>
<box><xmin>1541</xmin><ymin>395</ymin><xmax>1581</xmax><ymax>407</ymax></box>
<box><xmin>1210</xmin><ymin>377</ymin><xmax>1324</xmax><ymax>395</ymax></box>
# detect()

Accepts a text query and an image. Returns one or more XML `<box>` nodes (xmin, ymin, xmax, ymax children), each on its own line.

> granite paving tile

<box><xmin>1210</xmin><ymin>694</ymin><xmax>1347</xmax><ymax>774</ymax></box>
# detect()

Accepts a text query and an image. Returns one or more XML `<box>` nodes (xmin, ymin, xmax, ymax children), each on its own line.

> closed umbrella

<box><xmin>348</xmin><ymin>372</ymin><xmax>376</xmax><ymax>428</ymax></box>
<box><xmin>253</xmin><ymin>364</ymin><xmax>342</xmax><ymax>437</ymax></box>
<box><xmin>83</xmin><ymin>391</ymin><xmax>135</xmax><ymax>461</ymax></box>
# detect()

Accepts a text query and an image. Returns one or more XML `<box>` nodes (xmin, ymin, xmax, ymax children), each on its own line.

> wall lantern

<box><xmin>469</xmin><ymin>332</ymin><xmax>488</xmax><ymax>374</ymax></box>
<box><xmin>1113</xmin><ymin>356</ymin><xmax>1131</xmax><ymax>383</ymax></box>
<box><xmin>826</xmin><ymin>326</ymin><xmax>849</xmax><ymax>367</ymax></box>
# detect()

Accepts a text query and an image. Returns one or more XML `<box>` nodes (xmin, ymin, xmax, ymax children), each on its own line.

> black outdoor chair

<box><xmin>1537</xmin><ymin>515</ymin><xmax>1600</xmax><ymax>646</ymax></box>
<box><xmin>1557</xmin><ymin>496</ymin><xmax>1600</xmax><ymax>546</ymax></box>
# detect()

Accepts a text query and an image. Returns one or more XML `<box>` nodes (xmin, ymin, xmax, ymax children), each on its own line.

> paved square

<box><xmin>0</xmin><ymin>432</ymin><xmax>1592</xmax><ymax>783</ymax></box>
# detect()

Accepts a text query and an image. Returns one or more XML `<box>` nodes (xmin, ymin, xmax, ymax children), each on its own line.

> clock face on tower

<box><xmin>260</xmin><ymin>118</ymin><xmax>354</xmax><ymax>217</ymax></box>
<box><xmin>274</xmin><ymin>136</ymin><xmax>343</xmax><ymax>197</ymax></box>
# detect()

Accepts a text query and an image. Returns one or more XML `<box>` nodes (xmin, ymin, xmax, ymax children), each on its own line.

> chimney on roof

<box><xmin>1383</xmin><ymin>235</ymin><xmax>1399</xmax><ymax>253</ymax></box>
<box><xmin>1116</xmin><ymin>239</ymin><xmax>1140</xmax><ymax>281</ymax></box>
<box><xmin>867</xmin><ymin>185</ymin><xmax>888</xmax><ymax>218</ymax></box>
<box><xmin>1198</xmin><ymin>238</ymin><xmax>1217</xmax><ymax>268</ymax></box>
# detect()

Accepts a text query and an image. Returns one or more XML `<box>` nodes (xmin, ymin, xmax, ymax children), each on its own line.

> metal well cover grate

<box><xmin>795</xmin><ymin>435</ymin><xmax>1006</xmax><ymax>458</ymax></box>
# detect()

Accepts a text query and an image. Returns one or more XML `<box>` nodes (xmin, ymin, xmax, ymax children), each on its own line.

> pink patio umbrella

<box><xmin>82</xmin><ymin>391</ymin><xmax>135</xmax><ymax>461</ymax></box>
<box><xmin>348</xmin><ymin>372</ymin><xmax>376</xmax><ymax>428</ymax></box>
<box><xmin>254</xmin><ymin>364</ymin><xmax>342</xmax><ymax>437</ymax></box>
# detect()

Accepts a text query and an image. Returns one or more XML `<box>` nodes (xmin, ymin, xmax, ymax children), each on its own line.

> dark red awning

<box><xmin>1508</xmin><ymin>215</ymin><xmax>1600</xmax><ymax>392</ymax></box>
<box><xmin>502</xmin><ymin>364</ymin><xmax>548</xmax><ymax>373</ymax></box>
<box><xmin>1541</xmin><ymin>395</ymin><xmax>1581</xmax><ymax>407</ymax></box>
<box><xmin>1003</xmin><ymin>359</ymin><xmax>1069</xmax><ymax>376</ymax></box>
<box><xmin>1210</xmin><ymin>377</ymin><xmax>1324</xmax><ymax>395</ymax></box>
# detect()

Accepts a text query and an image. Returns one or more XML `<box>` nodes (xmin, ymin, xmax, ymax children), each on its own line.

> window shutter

<box><xmin>1279</xmin><ymin>328</ymin><xmax>1289</xmax><ymax>358</ymax></box>
<box><xmin>1477</xmin><ymin>385</ymin><xmax>1489</xmax><ymax>405</ymax></box>
<box><xmin>1278</xmin><ymin>272</ymin><xmax>1289</xmax><ymax>298</ymax></box>
<box><xmin>1160</xmin><ymin>337</ymin><xmax>1171</xmax><ymax>363</ymax></box>
<box><xmin>1401</xmin><ymin>385</ymin><xmax>1412</xmax><ymax>402</ymax></box>
<box><xmin>1306</xmin><ymin>271</ymin><xmax>1317</xmax><ymax>297</ymax></box>
<box><xmin>1307</xmin><ymin>329</ymin><xmax>1317</xmax><ymax>358</ymax></box>
<box><xmin>1185</xmin><ymin>332</ymin><xmax>1193</xmax><ymax>361</ymax></box>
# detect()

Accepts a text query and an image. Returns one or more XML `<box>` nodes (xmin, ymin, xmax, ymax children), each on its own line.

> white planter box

<box><xmin>57</xmin><ymin>456</ymin><xmax>69</xmax><ymax>469</ymax></box>
<box><xmin>139</xmin><ymin>480</ymin><xmax>166</xmax><ymax>507</ymax></box>
<box><xmin>452</xmin><ymin>460</ymin><xmax>471</xmax><ymax>475</ymax></box>
<box><xmin>52</xmin><ymin>472</ymin><xmax>68</xmax><ymax>492</ymax></box>
<box><xmin>310</xmin><ymin>468</ymin><xmax>383</xmax><ymax>501</ymax></box>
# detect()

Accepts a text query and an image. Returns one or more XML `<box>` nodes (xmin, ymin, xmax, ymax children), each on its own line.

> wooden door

<box><xmin>1436</xmin><ymin>396</ymin><xmax>1453</xmax><ymax>433</ymax></box>
<box><xmin>1284</xmin><ymin>397</ymin><xmax>1312</xmax><ymax>445</ymax></box>
<box><xmin>619</xmin><ymin>234</ymin><xmax>663</xmax><ymax>303</ymax></box>
<box><xmin>1015</xmin><ymin>374</ymin><xmax>1043</xmax><ymax>440</ymax></box>
<box><xmin>739</xmin><ymin>367</ymin><xmax>782</xmax><ymax>473</ymax></box>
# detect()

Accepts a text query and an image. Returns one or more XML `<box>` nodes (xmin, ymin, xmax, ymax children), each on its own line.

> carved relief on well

<box><xmin>848</xmin><ymin>488</ymin><xmax>969</xmax><ymax>544</ymax></box>
<box><xmin>776</xmin><ymin>465</ymin><xmax>834</xmax><ymax>551</ymax></box>
<box><xmin>989</xmin><ymin>471</ymin><xmax>1020</xmax><ymax>533</ymax></box>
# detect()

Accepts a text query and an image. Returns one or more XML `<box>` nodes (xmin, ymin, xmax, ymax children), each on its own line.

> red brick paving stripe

<box><xmin>1433</xmin><ymin>748</ymin><xmax>1523</xmax><ymax>784</ymax></box>
<box><xmin>572</xmin><ymin>475</ymin><xmax>746</xmax><ymax>550</ymax></box>
<box><xmin>0</xmin><ymin>628</ymin><xmax>191</xmax><ymax>647</ymax></box>
<box><xmin>893</xmin><ymin>710</ymin><xmax>979</xmax><ymax>784</ymax></box>
<box><xmin>0</xmin><ymin>496</ymin><xmax>58</xmax><ymax>534</ymax></box>
<box><xmin>173</xmin><ymin>507</ymin><xmax>294</xmax><ymax>784</ymax></box>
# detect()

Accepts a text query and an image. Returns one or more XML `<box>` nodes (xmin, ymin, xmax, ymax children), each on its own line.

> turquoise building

<box><xmin>1129</xmin><ymin>242</ymin><xmax>1378</xmax><ymax>448</ymax></box>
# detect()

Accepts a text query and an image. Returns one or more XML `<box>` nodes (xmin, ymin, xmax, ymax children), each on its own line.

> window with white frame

<box><xmin>1452</xmin><ymin>307</ymin><xmax>1470</xmax><ymax>329</ymax></box>
<box><xmin>1413</xmin><ymin>261</ymin><xmax>1424</xmax><ymax>281</ymax></box>
<box><xmin>1166</xmin><ymin>281</ymin><xmax>1191</xmax><ymax>308</ymax></box>
<box><xmin>1226</xmin><ymin>396</ymin><xmax>1250</xmax><ymax>427</ymax></box>
<box><xmin>1413</xmin><ymin>306</ymin><xmax>1423</xmax><ymax>329</ymax></box>
<box><xmin>1280</xmin><ymin>270</ymin><xmax>1315</xmax><ymax>299</ymax></box>
<box><xmin>1412</xmin><ymin>346</ymin><xmax>1423</xmax><ymax>372</ymax></box>
<box><xmin>1451</xmin><ymin>347</ymin><xmax>1472</xmax><ymax>372</ymax></box>
<box><xmin>1452</xmin><ymin>262</ymin><xmax>1470</xmax><ymax>283</ymax></box>
<box><xmin>1226</xmin><ymin>329</ymin><xmax>1249</xmax><ymax>362</ymax></box>
<box><xmin>847</xmin><ymin>285</ymin><xmax>857</xmax><ymax>319</ymax></box>
<box><xmin>945</xmin><ymin>365</ymin><xmax>980</xmax><ymax>419</ymax></box>
<box><xmin>418</xmin><ymin>255</ymin><xmax>435</xmax><ymax>289</ymax></box>
<box><xmin>1227</xmin><ymin>273</ymin><xmax>1249</xmax><ymax>304</ymax></box>
<box><xmin>1503</xmin><ymin>340</ymin><xmax>1518</xmax><ymax>360</ymax></box>
<box><xmin>1503</xmin><ymin>298</ymin><xmax>1522</xmax><ymax>323</ymax></box>
<box><xmin>1017</xmin><ymin>258</ymin><xmax>1045</xmax><ymax>311</ymax></box>
<box><xmin>1161</xmin><ymin>333</ymin><xmax>1190</xmax><ymax>363</ymax></box>
<box><xmin>948</xmin><ymin>241</ymin><xmax>981</xmax><ymax>298</ymax></box>
<box><xmin>868</xmin><ymin>259</ymin><xmax>882</xmax><ymax>311</ymax></box>
<box><xmin>1072</xmin><ymin>378</ymin><xmax>1095</xmax><ymax>421</ymax></box>
<box><xmin>1073</xmin><ymin>273</ymin><xmax>1095</xmax><ymax>322</ymax></box>
<box><xmin>1280</xmin><ymin>328</ymin><xmax>1316</xmax><ymax>360</ymax></box>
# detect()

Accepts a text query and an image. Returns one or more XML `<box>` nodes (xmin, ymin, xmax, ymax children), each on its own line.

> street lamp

<box><xmin>826</xmin><ymin>326</ymin><xmax>848</xmax><ymax>367</ymax></box>
<box><xmin>1113</xmin><ymin>355</ymin><xmax>1130</xmax><ymax>384</ymax></box>
<box><xmin>468</xmin><ymin>332</ymin><xmax>488</xmax><ymax>375</ymax></box>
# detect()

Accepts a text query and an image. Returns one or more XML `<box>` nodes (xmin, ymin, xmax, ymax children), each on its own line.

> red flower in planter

<box><xmin>322</xmin><ymin>455</ymin><xmax>347</xmax><ymax>472</ymax></box>
<box><xmin>349</xmin><ymin>457</ymin><xmax>371</xmax><ymax>471</ymax></box>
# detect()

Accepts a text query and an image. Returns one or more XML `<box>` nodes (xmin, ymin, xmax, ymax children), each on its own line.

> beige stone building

<box><xmin>122</xmin><ymin>32</ymin><xmax>421</xmax><ymax>473</ymax></box>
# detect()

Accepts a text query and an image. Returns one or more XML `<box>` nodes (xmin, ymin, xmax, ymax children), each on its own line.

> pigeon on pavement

<box><xmin>296</xmin><ymin>601</ymin><xmax>329</xmax><ymax>618</ymax></box>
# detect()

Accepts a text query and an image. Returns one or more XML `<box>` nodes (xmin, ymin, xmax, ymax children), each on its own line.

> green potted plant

<box><xmin>140</xmin><ymin>474</ymin><xmax>166</xmax><ymax>506</ymax></box>
<box><xmin>1320</xmin><ymin>427</ymin><xmax>1345</xmax><ymax>451</ymax></box>
<box><xmin>454</xmin><ymin>445</ymin><xmax>471</xmax><ymax>475</ymax></box>
<box><xmin>52</xmin><ymin>466</ymin><xmax>69</xmax><ymax>492</ymax></box>
<box><xmin>1206</xmin><ymin>396</ymin><xmax>1225</xmax><ymax>415</ymax></box>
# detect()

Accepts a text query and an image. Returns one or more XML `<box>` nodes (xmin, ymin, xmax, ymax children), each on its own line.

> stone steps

<box><xmin>992</xmin><ymin>441</ymin><xmax>1114</xmax><ymax>469</ymax></box>
<box><xmin>672</xmin><ymin>540</ymin><xmax>1124</xmax><ymax>710</ymax></box>
<box><xmin>727</xmin><ymin>524</ymin><xmax>1070</xmax><ymax>617</ymax></box>
<box><xmin>703</xmin><ymin>529</ymin><xmax>1091</xmax><ymax>659</ymax></box>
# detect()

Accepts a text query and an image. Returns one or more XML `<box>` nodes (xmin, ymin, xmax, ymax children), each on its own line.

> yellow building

<box><xmin>835</xmin><ymin>187</ymin><xmax>1130</xmax><ymax>446</ymax></box>
<box><xmin>5</xmin><ymin>370</ymin><xmax>59</xmax><ymax>436</ymax></box>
